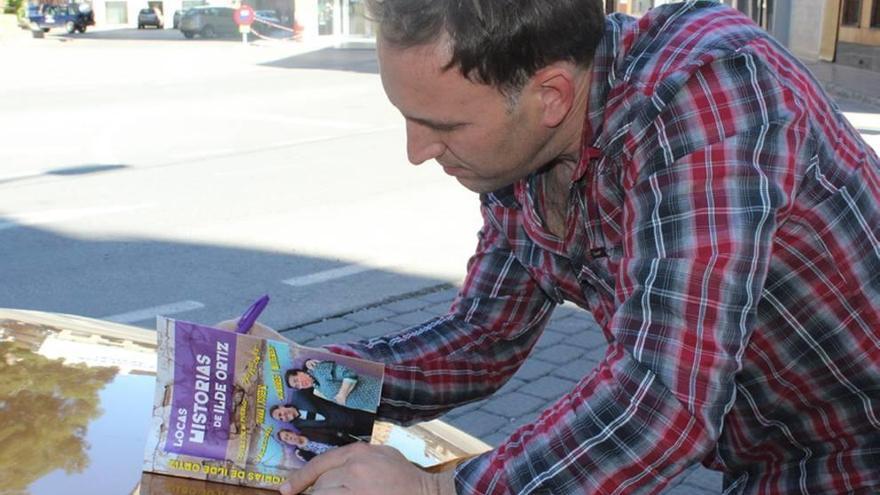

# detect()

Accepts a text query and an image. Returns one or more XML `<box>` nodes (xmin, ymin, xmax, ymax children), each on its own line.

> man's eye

<box><xmin>433</xmin><ymin>123</ymin><xmax>463</xmax><ymax>132</ymax></box>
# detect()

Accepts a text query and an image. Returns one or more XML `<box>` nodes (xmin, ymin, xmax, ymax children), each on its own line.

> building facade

<box><xmin>606</xmin><ymin>1</ymin><xmax>880</xmax><ymax>72</ymax></box>
<box><xmin>729</xmin><ymin>0</ymin><xmax>880</xmax><ymax>72</ymax></box>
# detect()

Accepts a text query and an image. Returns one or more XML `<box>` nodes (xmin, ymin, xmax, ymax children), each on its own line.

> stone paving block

<box><xmin>502</xmin><ymin>410</ymin><xmax>542</xmax><ymax>435</ymax></box>
<box><xmin>534</xmin><ymin>328</ymin><xmax>566</xmax><ymax>349</ymax></box>
<box><xmin>519</xmin><ymin>375</ymin><xmax>577</xmax><ymax>401</ymax></box>
<box><xmin>548</xmin><ymin>304</ymin><xmax>585</xmax><ymax>320</ymax></box>
<box><xmin>424</xmin><ymin>301</ymin><xmax>454</xmax><ymax>316</ymax></box>
<box><xmin>585</xmin><ymin>344</ymin><xmax>609</xmax><ymax>362</ymax></box>
<box><xmin>446</xmin><ymin>410</ymin><xmax>509</xmax><ymax>438</ymax></box>
<box><xmin>513</xmin><ymin>359</ymin><xmax>557</xmax><ymax>381</ymax></box>
<box><xmin>446</xmin><ymin>399</ymin><xmax>485</xmax><ymax>419</ymax></box>
<box><xmin>387</xmin><ymin>310</ymin><xmax>438</xmax><ymax>326</ymax></box>
<box><xmin>296</xmin><ymin>317</ymin><xmax>356</xmax><ymax>336</ymax></box>
<box><xmin>549</xmin><ymin>313</ymin><xmax>601</xmax><ymax>335</ymax></box>
<box><xmin>663</xmin><ymin>483</ymin><xmax>713</xmax><ymax>495</ymax></box>
<box><xmin>350</xmin><ymin>320</ymin><xmax>405</xmax><ymax>339</ymax></box>
<box><xmin>381</xmin><ymin>298</ymin><xmax>430</xmax><ymax>314</ymax></box>
<box><xmin>481</xmin><ymin>392</ymin><xmax>545</xmax><ymax>418</ymax></box>
<box><xmin>533</xmin><ymin>344</ymin><xmax>588</xmax><ymax>365</ymax></box>
<box><xmin>344</xmin><ymin>306</ymin><xmax>397</xmax><ymax>324</ymax></box>
<box><xmin>496</xmin><ymin>378</ymin><xmax>524</xmax><ymax>395</ymax></box>
<box><xmin>419</xmin><ymin>288</ymin><xmax>460</xmax><ymax>303</ymax></box>
<box><xmin>482</xmin><ymin>431</ymin><xmax>508</xmax><ymax>448</ymax></box>
<box><xmin>562</xmin><ymin>328</ymin><xmax>609</xmax><ymax>350</ymax></box>
<box><xmin>680</xmin><ymin>466</ymin><xmax>723</xmax><ymax>491</ymax></box>
<box><xmin>551</xmin><ymin>356</ymin><xmax>599</xmax><ymax>382</ymax></box>
<box><xmin>302</xmin><ymin>334</ymin><xmax>345</xmax><ymax>347</ymax></box>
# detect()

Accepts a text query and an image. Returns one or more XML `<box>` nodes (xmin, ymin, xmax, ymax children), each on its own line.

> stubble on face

<box><xmin>377</xmin><ymin>36</ymin><xmax>556</xmax><ymax>194</ymax></box>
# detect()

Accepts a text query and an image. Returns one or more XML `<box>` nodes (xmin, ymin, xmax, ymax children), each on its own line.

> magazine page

<box><xmin>143</xmin><ymin>317</ymin><xmax>384</xmax><ymax>490</ymax></box>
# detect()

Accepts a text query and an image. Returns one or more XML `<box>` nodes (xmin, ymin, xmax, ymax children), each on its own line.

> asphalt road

<box><xmin>2</xmin><ymin>28</ymin><xmax>879</xmax><ymax>332</ymax></box>
<box><xmin>0</xmin><ymin>29</ymin><xmax>483</xmax><ymax>330</ymax></box>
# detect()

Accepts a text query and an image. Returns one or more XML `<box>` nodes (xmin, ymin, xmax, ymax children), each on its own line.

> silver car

<box><xmin>179</xmin><ymin>6</ymin><xmax>236</xmax><ymax>39</ymax></box>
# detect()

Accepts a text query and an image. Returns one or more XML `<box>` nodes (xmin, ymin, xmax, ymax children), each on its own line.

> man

<box><xmin>270</xmin><ymin>391</ymin><xmax>376</xmax><ymax>438</ymax></box>
<box><xmin>282</xmin><ymin>0</ymin><xmax>880</xmax><ymax>494</ymax></box>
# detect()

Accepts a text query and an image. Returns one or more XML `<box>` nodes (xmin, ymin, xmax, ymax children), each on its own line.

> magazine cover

<box><xmin>143</xmin><ymin>316</ymin><xmax>384</xmax><ymax>490</ymax></box>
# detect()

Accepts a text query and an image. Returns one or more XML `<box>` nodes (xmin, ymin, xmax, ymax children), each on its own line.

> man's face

<box><xmin>378</xmin><ymin>37</ymin><xmax>552</xmax><ymax>193</ymax></box>
<box><xmin>272</xmin><ymin>406</ymin><xmax>300</xmax><ymax>422</ymax></box>
<box><xmin>287</xmin><ymin>371</ymin><xmax>314</xmax><ymax>389</ymax></box>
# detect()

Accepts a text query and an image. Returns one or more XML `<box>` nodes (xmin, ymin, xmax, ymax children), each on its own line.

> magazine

<box><xmin>142</xmin><ymin>316</ymin><xmax>384</xmax><ymax>491</ymax></box>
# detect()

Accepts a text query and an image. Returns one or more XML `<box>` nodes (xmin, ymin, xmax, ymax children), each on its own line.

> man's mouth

<box><xmin>441</xmin><ymin>164</ymin><xmax>465</xmax><ymax>176</ymax></box>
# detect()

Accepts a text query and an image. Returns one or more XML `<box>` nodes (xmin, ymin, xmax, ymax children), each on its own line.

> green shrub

<box><xmin>4</xmin><ymin>0</ymin><xmax>23</xmax><ymax>15</ymax></box>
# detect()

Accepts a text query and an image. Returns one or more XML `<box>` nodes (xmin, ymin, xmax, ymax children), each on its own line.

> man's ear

<box><xmin>531</xmin><ymin>64</ymin><xmax>577</xmax><ymax>128</ymax></box>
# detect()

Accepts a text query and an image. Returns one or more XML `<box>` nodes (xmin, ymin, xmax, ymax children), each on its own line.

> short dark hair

<box><xmin>285</xmin><ymin>369</ymin><xmax>308</xmax><ymax>387</ymax></box>
<box><xmin>269</xmin><ymin>403</ymin><xmax>298</xmax><ymax>419</ymax></box>
<box><xmin>365</xmin><ymin>0</ymin><xmax>605</xmax><ymax>92</ymax></box>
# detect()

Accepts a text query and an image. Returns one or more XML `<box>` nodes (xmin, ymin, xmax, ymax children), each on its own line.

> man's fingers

<box><xmin>309</xmin><ymin>487</ymin><xmax>350</xmax><ymax>495</ymax></box>
<box><xmin>280</xmin><ymin>444</ymin><xmax>364</xmax><ymax>495</ymax></box>
<box><xmin>311</xmin><ymin>467</ymin><xmax>350</xmax><ymax>491</ymax></box>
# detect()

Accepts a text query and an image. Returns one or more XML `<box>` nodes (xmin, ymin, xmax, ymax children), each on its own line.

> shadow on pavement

<box><xmin>0</xmin><ymin>220</ymin><xmax>450</xmax><ymax>331</ymax></box>
<box><xmin>54</xmin><ymin>27</ymin><xmax>241</xmax><ymax>42</ymax></box>
<box><xmin>261</xmin><ymin>45</ymin><xmax>378</xmax><ymax>74</ymax></box>
<box><xmin>0</xmin><ymin>164</ymin><xmax>130</xmax><ymax>186</ymax></box>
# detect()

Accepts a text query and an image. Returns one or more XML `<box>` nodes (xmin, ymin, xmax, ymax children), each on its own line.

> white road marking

<box><xmin>0</xmin><ymin>203</ymin><xmax>154</xmax><ymax>232</ymax></box>
<box><xmin>843</xmin><ymin>111</ymin><xmax>880</xmax><ymax>132</ymax></box>
<box><xmin>244</xmin><ymin>113</ymin><xmax>373</xmax><ymax>130</ymax></box>
<box><xmin>282</xmin><ymin>264</ymin><xmax>378</xmax><ymax>287</ymax></box>
<box><xmin>101</xmin><ymin>300</ymin><xmax>206</xmax><ymax>323</ymax></box>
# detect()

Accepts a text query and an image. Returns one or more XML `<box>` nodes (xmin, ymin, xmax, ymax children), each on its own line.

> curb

<box><xmin>823</xmin><ymin>82</ymin><xmax>880</xmax><ymax>110</ymax></box>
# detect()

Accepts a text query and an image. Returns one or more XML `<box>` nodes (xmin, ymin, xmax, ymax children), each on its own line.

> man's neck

<box><xmin>538</xmin><ymin>66</ymin><xmax>592</xmax><ymax>239</ymax></box>
<box><xmin>556</xmin><ymin>66</ymin><xmax>592</xmax><ymax>165</ymax></box>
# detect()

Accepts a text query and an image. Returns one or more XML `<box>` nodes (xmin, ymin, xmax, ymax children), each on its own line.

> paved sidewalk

<box><xmin>279</xmin><ymin>284</ymin><xmax>723</xmax><ymax>494</ymax></box>
<box><xmin>802</xmin><ymin>58</ymin><xmax>880</xmax><ymax>108</ymax></box>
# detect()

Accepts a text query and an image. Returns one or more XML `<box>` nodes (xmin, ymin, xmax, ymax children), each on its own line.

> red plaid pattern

<box><xmin>330</xmin><ymin>2</ymin><xmax>880</xmax><ymax>493</ymax></box>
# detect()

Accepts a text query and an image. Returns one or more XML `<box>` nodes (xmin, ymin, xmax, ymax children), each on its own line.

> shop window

<box><xmin>842</xmin><ymin>0</ymin><xmax>862</xmax><ymax>26</ymax></box>
<box><xmin>105</xmin><ymin>0</ymin><xmax>127</xmax><ymax>23</ymax></box>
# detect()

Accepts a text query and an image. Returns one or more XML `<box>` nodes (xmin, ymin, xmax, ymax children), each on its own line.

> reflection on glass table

<box><xmin>0</xmin><ymin>309</ymin><xmax>489</xmax><ymax>495</ymax></box>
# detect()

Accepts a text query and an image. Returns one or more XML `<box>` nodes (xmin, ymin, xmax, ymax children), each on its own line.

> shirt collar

<box><xmin>571</xmin><ymin>15</ymin><xmax>622</xmax><ymax>183</ymax></box>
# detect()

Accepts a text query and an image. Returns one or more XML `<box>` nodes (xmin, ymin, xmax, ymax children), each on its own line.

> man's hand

<box><xmin>279</xmin><ymin>443</ymin><xmax>456</xmax><ymax>495</ymax></box>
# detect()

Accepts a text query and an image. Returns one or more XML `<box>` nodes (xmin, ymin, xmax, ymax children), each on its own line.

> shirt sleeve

<box><xmin>452</xmin><ymin>51</ymin><xmax>809</xmax><ymax>494</ymax></box>
<box><xmin>326</xmin><ymin>203</ymin><xmax>556</xmax><ymax>425</ymax></box>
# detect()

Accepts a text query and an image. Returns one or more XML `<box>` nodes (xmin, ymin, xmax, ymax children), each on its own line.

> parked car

<box><xmin>254</xmin><ymin>9</ymin><xmax>280</xmax><ymax>25</ymax></box>
<box><xmin>27</xmin><ymin>3</ymin><xmax>94</xmax><ymax>34</ymax></box>
<box><xmin>172</xmin><ymin>3</ymin><xmax>205</xmax><ymax>29</ymax></box>
<box><xmin>137</xmin><ymin>7</ymin><xmax>163</xmax><ymax>29</ymax></box>
<box><xmin>179</xmin><ymin>6</ymin><xmax>236</xmax><ymax>39</ymax></box>
<box><xmin>172</xmin><ymin>9</ymin><xmax>183</xmax><ymax>28</ymax></box>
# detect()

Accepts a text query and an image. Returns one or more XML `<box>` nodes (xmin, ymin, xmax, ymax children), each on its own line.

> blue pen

<box><xmin>235</xmin><ymin>294</ymin><xmax>270</xmax><ymax>333</ymax></box>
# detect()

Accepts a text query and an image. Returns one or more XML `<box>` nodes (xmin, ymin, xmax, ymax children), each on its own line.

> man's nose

<box><xmin>406</xmin><ymin>121</ymin><xmax>445</xmax><ymax>165</ymax></box>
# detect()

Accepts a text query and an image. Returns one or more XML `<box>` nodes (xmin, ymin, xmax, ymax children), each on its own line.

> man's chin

<box><xmin>456</xmin><ymin>176</ymin><xmax>512</xmax><ymax>194</ymax></box>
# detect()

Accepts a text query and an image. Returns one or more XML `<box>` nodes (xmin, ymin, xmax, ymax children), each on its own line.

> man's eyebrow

<box><xmin>405</xmin><ymin>115</ymin><xmax>467</xmax><ymax>131</ymax></box>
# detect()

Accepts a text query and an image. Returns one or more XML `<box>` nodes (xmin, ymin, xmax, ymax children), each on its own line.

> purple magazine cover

<box><xmin>143</xmin><ymin>317</ymin><xmax>384</xmax><ymax>490</ymax></box>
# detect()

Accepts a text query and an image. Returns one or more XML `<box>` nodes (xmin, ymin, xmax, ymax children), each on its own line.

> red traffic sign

<box><xmin>233</xmin><ymin>5</ymin><xmax>256</xmax><ymax>26</ymax></box>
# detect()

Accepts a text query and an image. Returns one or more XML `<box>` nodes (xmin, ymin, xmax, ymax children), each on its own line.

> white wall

<box><xmin>787</xmin><ymin>0</ymin><xmax>825</xmax><ymax>59</ymax></box>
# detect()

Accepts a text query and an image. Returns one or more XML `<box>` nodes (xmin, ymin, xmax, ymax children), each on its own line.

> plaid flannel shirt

<box><xmin>329</xmin><ymin>2</ymin><xmax>880</xmax><ymax>493</ymax></box>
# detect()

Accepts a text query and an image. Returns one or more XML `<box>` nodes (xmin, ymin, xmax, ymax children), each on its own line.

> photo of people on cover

<box><xmin>259</xmin><ymin>340</ymin><xmax>383</xmax><ymax>469</ymax></box>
